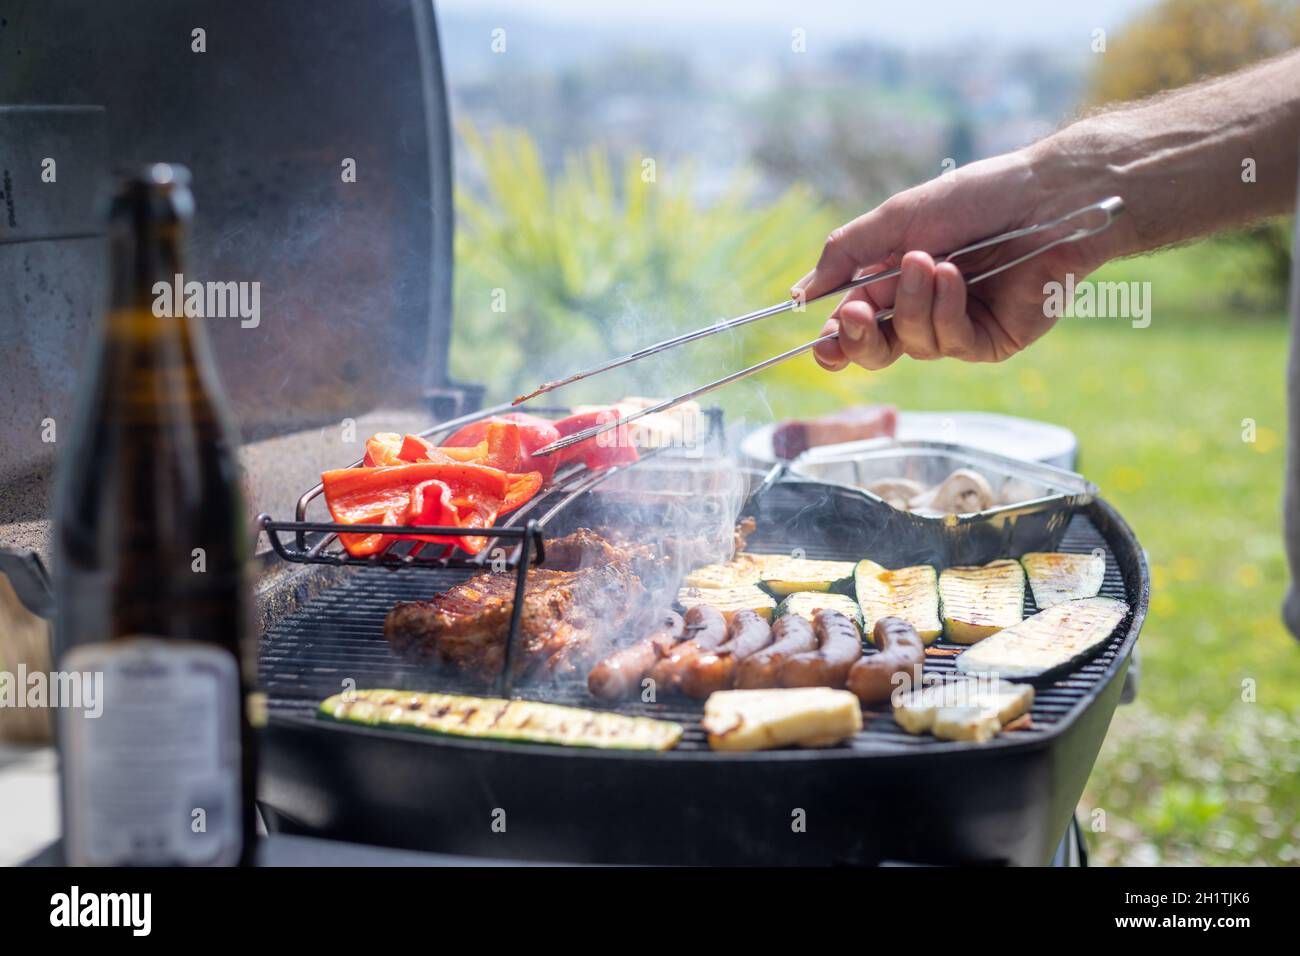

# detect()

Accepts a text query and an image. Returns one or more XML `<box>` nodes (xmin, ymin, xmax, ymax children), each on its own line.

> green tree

<box><xmin>1088</xmin><ymin>0</ymin><xmax>1300</xmax><ymax>294</ymax></box>
<box><xmin>1088</xmin><ymin>0</ymin><xmax>1300</xmax><ymax>106</ymax></box>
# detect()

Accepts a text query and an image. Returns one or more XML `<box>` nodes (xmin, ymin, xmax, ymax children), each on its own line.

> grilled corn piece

<box><xmin>760</xmin><ymin>558</ymin><xmax>857</xmax><ymax>597</ymax></box>
<box><xmin>320</xmin><ymin>689</ymin><xmax>683</xmax><ymax>751</ymax></box>
<box><xmin>775</xmin><ymin>590</ymin><xmax>863</xmax><ymax>627</ymax></box>
<box><xmin>938</xmin><ymin>559</ymin><xmax>1025</xmax><ymax>643</ymax></box>
<box><xmin>854</xmin><ymin>559</ymin><xmax>942</xmax><ymax>645</ymax></box>
<box><xmin>956</xmin><ymin>596</ymin><xmax>1128</xmax><ymax>679</ymax></box>
<box><xmin>1020</xmin><ymin>551</ymin><xmax>1106</xmax><ymax>609</ymax></box>
<box><xmin>702</xmin><ymin>687</ymin><xmax>863</xmax><ymax>751</ymax></box>
<box><xmin>676</xmin><ymin>583</ymin><xmax>777</xmax><ymax>621</ymax></box>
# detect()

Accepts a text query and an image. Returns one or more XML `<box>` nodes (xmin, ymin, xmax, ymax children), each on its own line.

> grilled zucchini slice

<box><xmin>760</xmin><ymin>558</ymin><xmax>857</xmax><ymax>597</ymax></box>
<box><xmin>854</xmin><ymin>559</ymin><xmax>943</xmax><ymax>645</ymax></box>
<box><xmin>1020</xmin><ymin>551</ymin><xmax>1106</xmax><ymax>609</ymax></box>
<box><xmin>956</xmin><ymin>596</ymin><xmax>1128</xmax><ymax>680</ymax></box>
<box><xmin>676</xmin><ymin>583</ymin><xmax>777</xmax><ymax>621</ymax></box>
<box><xmin>938</xmin><ymin>559</ymin><xmax>1025</xmax><ymax>644</ymax></box>
<box><xmin>703</xmin><ymin>688</ymin><xmax>863</xmax><ymax>751</ymax></box>
<box><xmin>683</xmin><ymin>553</ymin><xmax>788</xmax><ymax>590</ymax></box>
<box><xmin>775</xmin><ymin>591</ymin><xmax>863</xmax><ymax>627</ymax></box>
<box><xmin>320</xmin><ymin>690</ymin><xmax>683</xmax><ymax>751</ymax></box>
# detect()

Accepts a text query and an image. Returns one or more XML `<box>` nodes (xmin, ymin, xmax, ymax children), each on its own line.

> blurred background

<box><xmin>441</xmin><ymin>0</ymin><xmax>1300</xmax><ymax>865</ymax></box>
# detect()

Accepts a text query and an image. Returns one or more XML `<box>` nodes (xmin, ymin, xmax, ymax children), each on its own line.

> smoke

<box><xmin>493</xmin><ymin>417</ymin><xmax>749</xmax><ymax>695</ymax></box>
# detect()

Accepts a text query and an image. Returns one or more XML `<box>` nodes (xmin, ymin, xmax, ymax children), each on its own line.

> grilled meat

<box><xmin>384</xmin><ymin>531</ymin><xmax>651</xmax><ymax>683</ymax></box>
<box><xmin>543</xmin><ymin>527</ymin><xmax>661</xmax><ymax>572</ymax></box>
<box><xmin>733</xmin><ymin>516</ymin><xmax>756</xmax><ymax>554</ymax></box>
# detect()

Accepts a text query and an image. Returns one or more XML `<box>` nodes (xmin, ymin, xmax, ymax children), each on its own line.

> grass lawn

<box><xmin>753</xmin><ymin>286</ymin><xmax>1298</xmax><ymax>865</ymax></box>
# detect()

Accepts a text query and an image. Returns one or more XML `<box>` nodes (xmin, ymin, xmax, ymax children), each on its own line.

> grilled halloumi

<box><xmin>931</xmin><ymin>708</ymin><xmax>1004</xmax><ymax>743</ymax></box>
<box><xmin>956</xmin><ymin>596</ymin><xmax>1128</xmax><ymax>679</ymax></box>
<box><xmin>703</xmin><ymin>687</ymin><xmax>863</xmax><ymax>751</ymax></box>
<box><xmin>320</xmin><ymin>690</ymin><xmax>683</xmax><ymax>750</ymax></box>
<box><xmin>1020</xmin><ymin>551</ymin><xmax>1106</xmax><ymax>608</ymax></box>
<box><xmin>776</xmin><ymin>591</ymin><xmax>863</xmax><ymax>627</ymax></box>
<box><xmin>676</xmin><ymin>583</ymin><xmax>777</xmax><ymax>621</ymax></box>
<box><xmin>938</xmin><ymin>559</ymin><xmax>1025</xmax><ymax>643</ymax></box>
<box><xmin>854</xmin><ymin>559</ymin><xmax>942</xmax><ymax>644</ymax></box>
<box><xmin>892</xmin><ymin>678</ymin><xmax>1034</xmax><ymax>743</ymax></box>
<box><xmin>760</xmin><ymin>558</ymin><xmax>857</xmax><ymax>596</ymax></box>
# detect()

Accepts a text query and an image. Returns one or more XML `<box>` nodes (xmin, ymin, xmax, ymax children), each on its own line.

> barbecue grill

<box><xmin>256</xmin><ymin>462</ymin><xmax>1147</xmax><ymax>866</ymax></box>
<box><xmin>0</xmin><ymin>0</ymin><xmax>1149</xmax><ymax>867</ymax></box>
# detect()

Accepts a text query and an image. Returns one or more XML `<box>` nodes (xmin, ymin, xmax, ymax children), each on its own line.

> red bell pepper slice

<box><xmin>403</xmin><ymin>424</ymin><xmax>533</xmax><ymax>477</ymax></box>
<box><xmin>500</xmin><ymin>469</ymin><xmax>543</xmax><ymax>514</ymax></box>
<box><xmin>406</xmin><ymin>479</ymin><xmax>458</xmax><ymax>526</ymax></box>
<box><xmin>445</xmin><ymin>414</ymin><xmax>561</xmax><ymax>481</ymax></box>
<box><xmin>398</xmin><ymin>434</ymin><xmax>484</xmax><ymax>464</ymax></box>
<box><xmin>479</xmin><ymin>421</ymin><xmax>523</xmax><ymax>473</ymax></box>
<box><xmin>321</xmin><ymin>461</ymin><xmax>543</xmax><ymax>557</ymax></box>
<box><xmin>403</xmin><ymin>479</ymin><xmax>495</xmax><ymax>554</ymax></box>
<box><xmin>321</xmin><ymin>464</ymin><xmax>416</xmax><ymax>555</ymax></box>
<box><xmin>552</xmin><ymin>408</ymin><xmax>639</xmax><ymax>469</ymax></box>
<box><xmin>364</xmin><ymin>432</ymin><xmax>406</xmax><ymax>467</ymax></box>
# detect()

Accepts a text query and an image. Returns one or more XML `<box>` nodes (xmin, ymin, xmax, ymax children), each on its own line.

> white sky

<box><xmin>439</xmin><ymin>0</ymin><xmax>1158</xmax><ymax>50</ymax></box>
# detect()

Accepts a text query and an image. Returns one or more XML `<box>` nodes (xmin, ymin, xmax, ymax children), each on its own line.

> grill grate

<box><xmin>260</xmin><ymin>512</ymin><xmax>1134</xmax><ymax>753</ymax></box>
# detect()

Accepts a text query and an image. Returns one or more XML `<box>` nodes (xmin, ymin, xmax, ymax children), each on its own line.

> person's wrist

<box><xmin>1023</xmin><ymin>125</ymin><xmax>1141</xmax><ymax>264</ymax></box>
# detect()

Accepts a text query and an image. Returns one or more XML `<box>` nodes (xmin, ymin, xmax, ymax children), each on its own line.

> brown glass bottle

<box><xmin>53</xmin><ymin>164</ymin><xmax>256</xmax><ymax>866</ymax></box>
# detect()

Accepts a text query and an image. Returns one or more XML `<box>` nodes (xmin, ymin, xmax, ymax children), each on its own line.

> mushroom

<box><xmin>925</xmin><ymin>468</ymin><xmax>995</xmax><ymax>514</ymax></box>
<box><xmin>866</xmin><ymin>477</ymin><xmax>926</xmax><ymax>510</ymax></box>
<box><xmin>907</xmin><ymin>483</ymin><xmax>938</xmax><ymax>510</ymax></box>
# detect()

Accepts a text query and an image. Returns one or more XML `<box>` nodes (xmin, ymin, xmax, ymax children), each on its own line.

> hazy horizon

<box><xmin>439</xmin><ymin>0</ymin><xmax>1158</xmax><ymax>52</ymax></box>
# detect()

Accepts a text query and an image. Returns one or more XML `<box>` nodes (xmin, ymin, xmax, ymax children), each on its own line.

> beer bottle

<box><xmin>52</xmin><ymin>164</ymin><xmax>256</xmax><ymax>866</ymax></box>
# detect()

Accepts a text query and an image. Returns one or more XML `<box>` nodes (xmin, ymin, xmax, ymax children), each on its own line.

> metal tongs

<box><xmin>523</xmin><ymin>196</ymin><xmax>1125</xmax><ymax>458</ymax></box>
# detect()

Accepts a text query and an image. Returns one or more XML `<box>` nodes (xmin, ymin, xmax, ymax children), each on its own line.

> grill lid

<box><xmin>0</xmin><ymin>0</ymin><xmax>458</xmax><ymax>560</ymax></box>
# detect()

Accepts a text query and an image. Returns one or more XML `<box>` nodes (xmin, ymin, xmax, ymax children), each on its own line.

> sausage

<box><xmin>587</xmin><ymin>610</ymin><xmax>686</xmax><ymax>700</ymax></box>
<box><xmin>734</xmin><ymin>614</ymin><xmax>817</xmax><ymax>689</ymax></box>
<box><xmin>679</xmin><ymin>610</ymin><xmax>773</xmax><ymax>699</ymax></box>
<box><xmin>846</xmin><ymin>616</ymin><xmax>926</xmax><ymax>704</ymax></box>
<box><xmin>779</xmin><ymin>609</ymin><xmax>864</xmax><ymax>688</ymax></box>
<box><xmin>646</xmin><ymin>606</ymin><xmax>728</xmax><ymax>695</ymax></box>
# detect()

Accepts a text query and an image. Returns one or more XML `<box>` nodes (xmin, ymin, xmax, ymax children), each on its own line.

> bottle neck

<box><xmin>101</xmin><ymin>219</ymin><xmax>227</xmax><ymax>420</ymax></box>
<box><xmin>109</xmin><ymin>221</ymin><xmax>194</xmax><ymax>324</ymax></box>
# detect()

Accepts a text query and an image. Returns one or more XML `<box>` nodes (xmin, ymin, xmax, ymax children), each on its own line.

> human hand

<box><xmin>793</xmin><ymin>148</ymin><xmax>1122</xmax><ymax>371</ymax></box>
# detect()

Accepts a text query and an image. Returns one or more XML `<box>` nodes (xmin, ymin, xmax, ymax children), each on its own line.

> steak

<box><xmin>384</xmin><ymin>533</ymin><xmax>652</xmax><ymax>684</ymax></box>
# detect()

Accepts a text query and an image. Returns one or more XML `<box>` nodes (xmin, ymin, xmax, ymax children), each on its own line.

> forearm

<box><xmin>1029</xmin><ymin>49</ymin><xmax>1300</xmax><ymax>258</ymax></box>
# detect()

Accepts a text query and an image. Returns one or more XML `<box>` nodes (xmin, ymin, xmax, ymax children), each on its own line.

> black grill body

<box><xmin>258</xmin><ymin>483</ymin><xmax>1147</xmax><ymax>865</ymax></box>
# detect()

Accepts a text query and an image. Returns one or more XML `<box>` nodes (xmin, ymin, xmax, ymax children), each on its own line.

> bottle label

<box><xmin>60</xmin><ymin>638</ymin><xmax>243</xmax><ymax>866</ymax></box>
